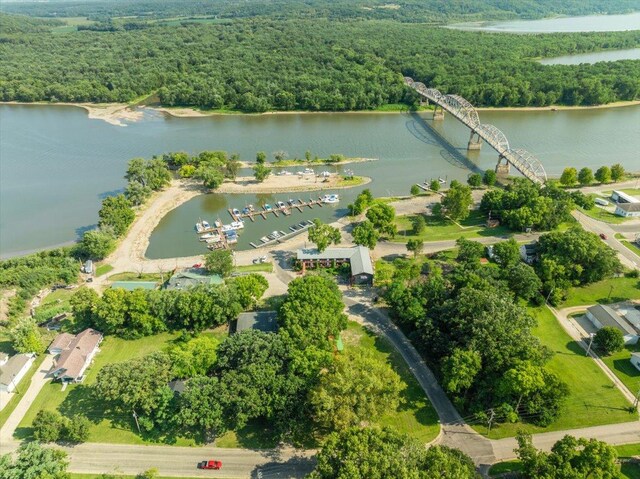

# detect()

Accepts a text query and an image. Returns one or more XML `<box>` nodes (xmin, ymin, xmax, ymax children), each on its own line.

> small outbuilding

<box><xmin>230</xmin><ymin>311</ymin><xmax>278</xmax><ymax>335</ymax></box>
<box><xmin>586</xmin><ymin>304</ymin><xmax>639</xmax><ymax>345</ymax></box>
<box><xmin>165</xmin><ymin>270</ymin><xmax>223</xmax><ymax>291</ymax></box>
<box><xmin>0</xmin><ymin>353</ymin><xmax>36</xmax><ymax>393</ymax></box>
<box><xmin>296</xmin><ymin>246</ymin><xmax>374</xmax><ymax>285</ymax></box>
<box><xmin>614</xmin><ymin>203</ymin><xmax>640</xmax><ymax>218</ymax></box>
<box><xmin>519</xmin><ymin>243</ymin><xmax>537</xmax><ymax>264</ymax></box>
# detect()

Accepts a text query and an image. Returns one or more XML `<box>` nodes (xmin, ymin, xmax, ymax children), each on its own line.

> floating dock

<box><xmin>228</xmin><ymin>197</ymin><xmax>326</xmax><ymax>222</ymax></box>
<box><xmin>250</xmin><ymin>220</ymin><xmax>315</xmax><ymax>249</ymax></box>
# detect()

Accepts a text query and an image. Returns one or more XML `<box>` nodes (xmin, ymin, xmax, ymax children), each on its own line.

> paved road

<box><xmin>572</xmin><ymin>210</ymin><xmax>640</xmax><ymax>270</ymax></box>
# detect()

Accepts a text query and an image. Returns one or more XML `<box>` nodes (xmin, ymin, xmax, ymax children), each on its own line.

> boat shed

<box><xmin>296</xmin><ymin>246</ymin><xmax>374</xmax><ymax>285</ymax></box>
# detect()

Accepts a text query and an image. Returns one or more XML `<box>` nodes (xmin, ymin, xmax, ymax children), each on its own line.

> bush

<box><xmin>410</xmin><ymin>184</ymin><xmax>420</xmax><ymax>196</ymax></box>
<box><xmin>467</xmin><ymin>173</ymin><xmax>482</xmax><ymax>187</ymax></box>
<box><xmin>483</xmin><ymin>170</ymin><xmax>497</xmax><ymax>186</ymax></box>
<box><xmin>63</xmin><ymin>415</ymin><xmax>91</xmax><ymax>443</ymax></box>
<box><xmin>33</xmin><ymin>410</ymin><xmax>65</xmax><ymax>442</ymax></box>
<box><xmin>593</xmin><ymin>326</ymin><xmax>624</xmax><ymax>355</ymax></box>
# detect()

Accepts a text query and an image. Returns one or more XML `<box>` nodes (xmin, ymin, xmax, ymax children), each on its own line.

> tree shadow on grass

<box><xmin>250</xmin><ymin>454</ymin><xmax>316</xmax><ymax>479</ymax></box>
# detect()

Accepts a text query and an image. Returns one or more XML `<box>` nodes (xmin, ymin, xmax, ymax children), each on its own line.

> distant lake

<box><xmin>449</xmin><ymin>12</ymin><xmax>640</xmax><ymax>33</ymax></box>
<box><xmin>539</xmin><ymin>48</ymin><xmax>640</xmax><ymax>65</ymax></box>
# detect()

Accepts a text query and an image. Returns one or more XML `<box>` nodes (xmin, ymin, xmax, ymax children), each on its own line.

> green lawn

<box><xmin>234</xmin><ymin>262</ymin><xmax>274</xmax><ymax>273</ymax></box>
<box><xmin>580</xmin><ymin>206</ymin><xmax>627</xmax><ymax>224</ymax></box>
<box><xmin>0</xmin><ymin>355</ymin><xmax>46</xmax><ymax>428</ymax></box>
<box><xmin>342</xmin><ymin>321</ymin><xmax>440</xmax><ymax>443</ymax></box>
<box><xmin>16</xmin><ymin>332</ymin><xmax>192</xmax><ymax>446</ymax></box>
<box><xmin>108</xmin><ymin>272</ymin><xmax>164</xmax><ymax>282</ymax></box>
<box><xmin>32</xmin><ymin>288</ymin><xmax>76</xmax><ymax>325</ymax></box>
<box><xmin>488</xmin><ymin>460</ymin><xmax>523</xmax><ymax>476</ymax></box>
<box><xmin>602</xmin><ymin>345</ymin><xmax>640</xmax><ymax>398</ymax></box>
<box><xmin>337</xmin><ymin>175</ymin><xmax>367</xmax><ymax>187</ymax></box>
<box><xmin>95</xmin><ymin>264</ymin><xmax>114</xmax><ymax>277</ymax></box>
<box><xmin>620</xmin><ymin>240</ymin><xmax>640</xmax><ymax>256</ymax></box>
<box><xmin>474</xmin><ymin>306</ymin><xmax>634</xmax><ymax>439</ymax></box>
<box><xmin>561</xmin><ymin>276</ymin><xmax>640</xmax><ymax>308</ymax></box>
<box><xmin>393</xmin><ymin>210</ymin><xmax>512</xmax><ymax>243</ymax></box>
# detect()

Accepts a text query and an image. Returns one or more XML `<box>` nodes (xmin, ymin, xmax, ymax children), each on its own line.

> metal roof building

<box><xmin>231</xmin><ymin>311</ymin><xmax>278</xmax><ymax>334</ymax></box>
<box><xmin>165</xmin><ymin>270</ymin><xmax>223</xmax><ymax>291</ymax></box>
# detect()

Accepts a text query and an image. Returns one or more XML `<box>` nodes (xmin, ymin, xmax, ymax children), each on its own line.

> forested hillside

<box><xmin>1</xmin><ymin>12</ymin><xmax>639</xmax><ymax>111</ymax></box>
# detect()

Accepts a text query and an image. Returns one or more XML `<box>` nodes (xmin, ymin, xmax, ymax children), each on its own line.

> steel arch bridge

<box><xmin>404</xmin><ymin>76</ymin><xmax>547</xmax><ymax>184</ymax></box>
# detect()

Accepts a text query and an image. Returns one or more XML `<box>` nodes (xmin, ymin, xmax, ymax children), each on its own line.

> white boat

<box><xmin>232</xmin><ymin>208</ymin><xmax>240</xmax><ymax>216</ymax></box>
<box><xmin>221</xmin><ymin>224</ymin><xmax>233</xmax><ymax>232</ymax></box>
<box><xmin>214</xmin><ymin>219</ymin><xmax>222</xmax><ymax>228</ymax></box>
<box><xmin>195</xmin><ymin>220</ymin><xmax>211</xmax><ymax>233</ymax></box>
<box><xmin>276</xmin><ymin>201</ymin><xmax>286</xmax><ymax>209</ymax></box>
<box><xmin>200</xmin><ymin>232</ymin><xmax>217</xmax><ymax>241</ymax></box>
<box><xmin>303</xmin><ymin>168</ymin><xmax>314</xmax><ymax>174</ymax></box>
<box><xmin>438</xmin><ymin>177</ymin><xmax>446</xmax><ymax>184</ymax></box>
<box><xmin>320</xmin><ymin>171</ymin><xmax>331</xmax><ymax>177</ymax></box>
<box><xmin>205</xmin><ymin>236</ymin><xmax>222</xmax><ymax>244</ymax></box>
<box><xmin>230</xmin><ymin>220</ymin><xmax>245</xmax><ymax>230</ymax></box>
<box><xmin>322</xmin><ymin>194</ymin><xmax>340</xmax><ymax>204</ymax></box>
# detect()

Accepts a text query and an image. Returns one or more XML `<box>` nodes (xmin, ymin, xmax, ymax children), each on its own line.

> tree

<box><xmin>492</xmin><ymin>238</ymin><xmax>520</xmax><ymax>268</ymax></box>
<box><xmin>253</xmin><ymin>163</ymin><xmax>271</xmax><ymax>182</ymax></box>
<box><xmin>352</xmin><ymin>220</ymin><xmax>379</xmax><ymax>249</ymax></box>
<box><xmin>77</xmin><ymin>229</ymin><xmax>115</xmax><ymax>260</ymax></box>
<box><xmin>559</xmin><ymin>167</ymin><xmax>578</xmax><ymax>186</ymax></box>
<box><xmin>310</xmin><ymin>349</ymin><xmax>404</xmax><ymax>431</ymax></box>
<box><xmin>467</xmin><ymin>173</ymin><xmax>482</xmax><ymax>187</ymax></box>
<box><xmin>136</xmin><ymin>469</ymin><xmax>159</xmax><ymax>479</ymax></box>
<box><xmin>595</xmin><ymin>166</ymin><xmax>612</xmax><ymax>184</ymax></box>
<box><xmin>506</xmin><ymin>263</ymin><xmax>543</xmax><ymax>301</ymax></box>
<box><xmin>9</xmin><ymin>318</ymin><xmax>44</xmax><ymax>354</ymax></box>
<box><xmin>178</xmin><ymin>164</ymin><xmax>196</xmax><ymax>178</ymax></box>
<box><xmin>170</xmin><ymin>336</ymin><xmax>219</xmax><ymax>378</ymax></box>
<box><xmin>273</xmin><ymin>150</ymin><xmax>288</xmax><ymax>162</ymax></box>
<box><xmin>98</xmin><ymin>195</ymin><xmax>135</xmax><ymax>237</ymax></box>
<box><xmin>348</xmin><ymin>190</ymin><xmax>373</xmax><ymax>216</ymax></box>
<box><xmin>611</xmin><ymin>163</ymin><xmax>625</xmax><ymax>182</ymax></box>
<box><xmin>308</xmin><ymin>427</ymin><xmax>478</xmax><ymax>479</ymax></box>
<box><xmin>175</xmin><ymin>376</ymin><xmax>226</xmax><ymax>437</ymax></box>
<box><xmin>205</xmin><ymin>249</ymin><xmax>233</xmax><ymax>277</ymax></box>
<box><xmin>308</xmin><ymin>219</ymin><xmax>341</xmax><ymax>252</ymax></box>
<box><xmin>125</xmin><ymin>181</ymin><xmax>152</xmax><ymax>206</ymax></box>
<box><xmin>411</xmin><ymin>215</ymin><xmax>426</xmax><ymax>235</ymax></box>
<box><xmin>593</xmin><ymin>326</ymin><xmax>624</xmax><ymax>355</ymax></box>
<box><xmin>429</xmin><ymin>179</ymin><xmax>440</xmax><ymax>192</ymax></box>
<box><xmin>410</xmin><ymin>184</ymin><xmax>420</xmax><ymax>196</ymax></box>
<box><xmin>406</xmin><ymin>239</ymin><xmax>423</xmax><ymax>258</ymax></box>
<box><xmin>256</xmin><ymin>151</ymin><xmax>266</xmax><ymax>165</ymax></box>
<box><xmin>578</xmin><ymin>167</ymin><xmax>594</xmax><ymax>185</ymax></box>
<box><xmin>516</xmin><ymin>433</ymin><xmax>618</xmax><ymax>479</ymax></box>
<box><xmin>455</xmin><ymin>238</ymin><xmax>484</xmax><ymax>266</ymax></box>
<box><xmin>63</xmin><ymin>415</ymin><xmax>91</xmax><ymax>443</ymax></box>
<box><xmin>33</xmin><ymin>410</ymin><xmax>65</xmax><ymax>443</ymax></box>
<box><xmin>70</xmin><ymin>287</ymin><xmax>99</xmax><ymax>326</ymax></box>
<box><xmin>365</xmin><ymin>202</ymin><xmax>396</xmax><ymax>237</ymax></box>
<box><xmin>0</xmin><ymin>441</ymin><xmax>69</xmax><ymax>479</ymax></box>
<box><xmin>194</xmin><ymin>165</ymin><xmax>224</xmax><ymax>189</ymax></box>
<box><xmin>483</xmin><ymin>169</ymin><xmax>497</xmax><ymax>186</ymax></box>
<box><xmin>227</xmin><ymin>273</ymin><xmax>268</xmax><ymax>309</ymax></box>
<box><xmin>278</xmin><ymin>275</ymin><xmax>347</xmax><ymax>352</ymax></box>
<box><xmin>440</xmin><ymin>180</ymin><xmax>473</xmax><ymax>221</ymax></box>
<box><xmin>225</xmin><ymin>154</ymin><xmax>241</xmax><ymax>180</ymax></box>
<box><xmin>498</xmin><ymin>361</ymin><xmax>546</xmax><ymax>411</ymax></box>
<box><xmin>441</xmin><ymin>349</ymin><xmax>481</xmax><ymax>394</ymax></box>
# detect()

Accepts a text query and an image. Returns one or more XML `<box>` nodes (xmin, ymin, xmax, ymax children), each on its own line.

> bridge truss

<box><xmin>404</xmin><ymin>77</ymin><xmax>547</xmax><ymax>184</ymax></box>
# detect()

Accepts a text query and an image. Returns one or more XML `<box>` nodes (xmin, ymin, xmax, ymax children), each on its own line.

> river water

<box><xmin>1</xmin><ymin>104</ymin><xmax>639</xmax><ymax>258</ymax></box>
<box><xmin>539</xmin><ymin>48</ymin><xmax>640</xmax><ymax>65</ymax></box>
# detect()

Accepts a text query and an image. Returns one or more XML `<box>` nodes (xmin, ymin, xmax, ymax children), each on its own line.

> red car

<box><xmin>192</xmin><ymin>263</ymin><xmax>203</xmax><ymax>268</ymax></box>
<box><xmin>599</xmin><ymin>233</ymin><xmax>608</xmax><ymax>240</ymax></box>
<box><xmin>198</xmin><ymin>460</ymin><xmax>222</xmax><ymax>470</ymax></box>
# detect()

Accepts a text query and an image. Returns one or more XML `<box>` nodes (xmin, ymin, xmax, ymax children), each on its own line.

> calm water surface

<box><xmin>1</xmin><ymin>104</ymin><xmax>639</xmax><ymax>258</ymax></box>
<box><xmin>449</xmin><ymin>12</ymin><xmax>640</xmax><ymax>32</ymax></box>
<box><xmin>540</xmin><ymin>48</ymin><xmax>640</xmax><ymax>65</ymax></box>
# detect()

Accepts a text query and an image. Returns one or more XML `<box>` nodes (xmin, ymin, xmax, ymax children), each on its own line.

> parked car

<box><xmin>599</xmin><ymin>233</ymin><xmax>608</xmax><ymax>240</ymax></box>
<box><xmin>198</xmin><ymin>460</ymin><xmax>222</xmax><ymax>470</ymax></box>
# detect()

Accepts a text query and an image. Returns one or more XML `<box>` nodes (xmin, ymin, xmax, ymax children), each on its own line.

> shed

<box><xmin>230</xmin><ymin>311</ymin><xmax>278</xmax><ymax>334</ymax></box>
<box><xmin>586</xmin><ymin>304</ymin><xmax>639</xmax><ymax>345</ymax></box>
<box><xmin>111</xmin><ymin>281</ymin><xmax>158</xmax><ymax>291</ymax></box>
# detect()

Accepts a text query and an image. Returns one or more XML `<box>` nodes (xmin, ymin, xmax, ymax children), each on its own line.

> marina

<box><xmin>226</xmin><ymin>195</ymin><xmax>339</xmax><ymax>222</ymax></box>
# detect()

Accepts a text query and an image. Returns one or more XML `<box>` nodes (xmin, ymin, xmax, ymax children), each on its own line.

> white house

<box><xmin>48</xmin><ymin>329</ymin><xmax>103</xmax><ymax>383</ymax></box>
<box><xmin>586</xmin><ymin>304</ymin><xmax>639</xmax><ymax>345</ymax></box>
<box><xmin>611</xmin><ymin>190</ymin><xmax>640</xmax><ymax>205</ymax></box>
<box><xmin>0</xmin><ymin>353</ymin><xmax>36</xmax><ymax>393</ymax></box>
<box><xmin>614</xmin><ymin>203</ymin><xmax>640</xmax><ymax>218</ymax></box>
<box><xmin>631</xmin><ymin>352</ymin><xmax>640</xmax><ymax>372</ymax></box>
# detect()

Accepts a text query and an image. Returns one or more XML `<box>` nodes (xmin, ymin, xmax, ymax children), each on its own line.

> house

<box><xmin>519</xmin><ymin>243</ymin><xmax>537</xmax><ymax>264</ymax></box>
<box><xmin>611</xmin><ymin>190</ymin><xmax>640</xmax><ymax>204</ymax></box>
<box><xmin>164</xmin><ymin>270</ymin><xmax>223</xmax><ymax>291</ymax></box>
<box><xmin>585</xmin><ymin>304</ymin><xmax>639</xmax><ymax>345</ymax></box>
<box><xmin>230</xmin><ymin>311</ymin><xmax>278</xmax><ymax>334</ymax></box>
<box><xmin>614</xmin><ymin>202</ymin><xmax>640</xmax><ymax>218</ymax></box>
<box><xmin>0</xmin><ymin>353</ymin><xmax>36</xmax><ymax>393</ymax></box>
<box><xmin>296</xmin><ymin>246</ymin><xmax>374</xmax><ymax>285</ymax></box>
<box><xmin>48</xmin><ymin>328</ymin><xmax>103</xmax><ymax>383</ymax></box>
<box><xmin>111</xmin><ymin>281</ymin><xmax>158</xmax><ymax>291</ymax></box>
<box><xmin>631</xmin><ymin>352</ymin><xmax>640</xmax><ymax>372</ymax></box>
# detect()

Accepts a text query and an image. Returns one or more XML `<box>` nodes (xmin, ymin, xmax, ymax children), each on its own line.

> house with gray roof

<box><xmin>614</xmin><ymin>202</ymin><xmax>640</xmax><ymax>218</ymax></box>
<box><xmin>0</xmin><ymin>353</ymin><xmax>36</xmax><ymax>393</ymax></box>
<box><xmin>230</xmin><ymin>311</ymin><xmax>278</xmax><ymax>335</ymax></box>
<box><xmin>586</xmin><ymin>304</ymin><xmax>639</xmax><ymax>345</ymax></box>
<box><xmin>296</xmin><ymin>246</ymin><xmax>374</xmax><ymax>285</ymax></box>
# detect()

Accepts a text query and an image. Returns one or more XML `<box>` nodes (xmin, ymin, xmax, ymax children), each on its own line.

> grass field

<box><xmin>393</xmin><ymin>210</ymin><xmax>512</xmax><ymax>242</ymax></box>
<box><xmin>32</xmin><ymin>288</ymin><xmax>76</xmax><ymax>325</ymax></box>
<box><xmin>620</xmin><ymin>240</ymin><xmax>640</xmax><ymax>256</ymax></box>
<box><xmin>581</xmin><ymin>205</ymin><xmax>628</xmax><ymax>224</ymax></box>
<box><xmin>474</xmin><ymin>307</ymin><xmax>634</xmax><ymax>439</ymax></box>
<box><xmin>95</xmin><ymin>264</ymin><xmax>114</xmax><ymax>277</ymax></box>
<box><xmin>0</xmin><ymin>355</ymin><xmax>46</xmax><ymax>428</ymax></box>
<box><xmin>337</xmin><ymin>175</ymin><xmax>367</xmax><ymax>187</ymax></box>
<box><xmin>234</xmin><ymin>263</ymin><xmax>274</xmax><ymax>273</ymax></box>
<box><xmin>16</xmin><ymin>332</ymin><xmax>191</xmax><ymax>446</ymax></box>
<box><xmin>488</xmin><ymin>460</ymin><xmax>523</xmax><ymax>476</ymax></box>
<box><xmin>602</xmin><ymin>345</ymin><xmax>640</xmax><ymax>398</ymax></box>
<box><xmin>561</xmin><ymin>276</ymin><xmax>640</xmax><ymax>308</ymax></box>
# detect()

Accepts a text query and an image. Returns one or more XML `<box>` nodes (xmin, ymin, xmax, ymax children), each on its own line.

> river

<box><xmin>539</xmin><ymin>48</ymin><xmax>640</xmax><ymax>65</ymax></box>
<box><xmin>1</xmin><ymin>104</ymin><xmax>639</xmax><ymax>258</ymax></box>
<box><xmin>449</xmin><ymin>12</ymin><xmax>640</xmax><ymax>33</ymax></box>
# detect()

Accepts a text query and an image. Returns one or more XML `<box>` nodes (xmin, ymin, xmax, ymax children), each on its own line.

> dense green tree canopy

<box><xmin>352</xmin><ymin>220</ymin><xmax>380</xmax><ymax>249</ymax></box>
<box><xmin>0</xmin><ymin>442</ymin><xmax>69</xmax><ymax>479</ymax></box>
<box><xmin>308</xmin><ymin>219</ymin><xmax>342</xmax><ymax>252</ymax></box>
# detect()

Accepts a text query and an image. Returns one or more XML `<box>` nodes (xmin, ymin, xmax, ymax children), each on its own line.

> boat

<box><xmin>230</xmin><ymin>220</ymin><xmax>245</xmax><ymax>230</ymax></box>
<box><xmin>232</xmin><ymin>208</ymin><xmax>240</xmax><ymax>216</ymax></box>
<box><xmin>438</xmin><ymin>177</ymin><xmax>446</xmax><ymax>184</ymax></box>
<box><xmin>214</xmin><ymin>219</ymin><xmax>222</xmax><ymax>228</ymax></box>
<box><xmin>248</xmin><ymin>204</ymin><xmax>255</xmax><ymax>212</ymax></box>
<box><xmin>303</xmin><ymin>168</ymin><xmax>314</xmax><ymax>174</ymax></box>
<box><xmin>264</xmin><ymin>204</ymin><xmax>272</xmax><ymax>212</ymax></box>
<box><xmin>260</xmin><ymin>236</ymin><xmax>270</xmax><ymax>243</ymax></box>
<box><xmin>199</xmin><ymin>232</ymin><xmax>217</xmax><ymax>241</ymax></box>
<box><xmin>320</xmin><ymin>171</ymin><xmax>331</xmax><ymax>177</ymax></box>
<box><xmin>242</xmin><ymin>207</ymin><xmax>251</xmax><ymax>215</ymax></box>
<box><xmin>288</xmin><ymin>199</ymin><xmax>295</xmax><ymax>205</ymax></box>
<box><xmin>221</xmin><ymin>224</ymin><xmax>234</xmax><ymax>232</ymax></box>
<box><xmin>276</xmin><ymin>201</ymin><xmax>286</xmax><ymax>209</ymax></box>
<box><xmin>205</xmin><ymin>236</ymin><xmax>222</xmax><ymax>244</ymax></box>
<box><xmin>322</xmin><ymin>194</ymin><xmax>340</xmax><ymax>204</ymax></box>
<box><xmin>195</xmin><ymin>219</ymin><xmax>211</xmax><ymax>233</ymax></box>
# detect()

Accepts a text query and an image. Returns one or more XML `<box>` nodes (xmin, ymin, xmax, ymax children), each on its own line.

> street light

<box><xmin>586</xmin><ymin>333</ymin><xmax>596</xmax><ymax>357</ymax></box>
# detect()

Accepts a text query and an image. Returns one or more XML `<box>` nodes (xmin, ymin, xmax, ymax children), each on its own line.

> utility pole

<box><xmin>487</xmin><ymin>408</ymin><xmax>495</xmax><ymax>434</ymax></box>
<box><xmin>634</xmin><ymin>388</ymin><xmax>640</xmax><ymax>409</ymax></box>
<box><xmin>608</xmin><ymin>284</ymin><xmax>614</xmax><ymax>300</ymax></box>
<box><xmin>586</xmin><ymin>333</ymin><xmax>595</xmax><ymax>357</ymax></box>
<box><xmin>545</xmin><ymin>287</ymin><xmax>554</xmax><ymax>304</ymax></box>
<box><xmin>132</xmin><ymin>410</ymin><xmax>141</xmax><ymax>434</ymax></box>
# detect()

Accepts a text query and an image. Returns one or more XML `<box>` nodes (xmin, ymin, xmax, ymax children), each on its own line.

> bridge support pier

<box><xmin>468</xmin><ymin>131</ymin><xmax>482</xmax><ymax>150</ymax></box>
<box><xmin>433</xmin><ymin>106</ymin><xmax>444</xmax><ymax>121</ymax></box>
<box><xmin>495</xmin><ymin>156</ymin><xmax>510</xmax><ymax>176</ymax></box>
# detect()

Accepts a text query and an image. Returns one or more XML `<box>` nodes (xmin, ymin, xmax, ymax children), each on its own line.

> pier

<box><xmin>227</xmin><ymin>197</ymin><xmax>326</xmax><ymax>222</ymax></box>
<box><xmin>249</xmin><ymin>220</ymin><xmax>314</xmax><ymax>249</ymax></box>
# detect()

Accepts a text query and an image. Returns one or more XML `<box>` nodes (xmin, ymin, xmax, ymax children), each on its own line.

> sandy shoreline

<box><xmin>236</xmin><ymin>157</ymin><xmax>377</xmax><ymax>168</ymax></box>
<box><xmin>475</xmin><ymin>100</ymin><xmax>640</xmax><ymax>112</ymax></box>
<box><xmin>0</xmin><ymin>101</ymin><xmax>144</xmax><ymax>126</ymax></box>
<box><xmin>217</xmin><ymin>174</ymin><xmax>371</xmax><ymax>193</ymax></box>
